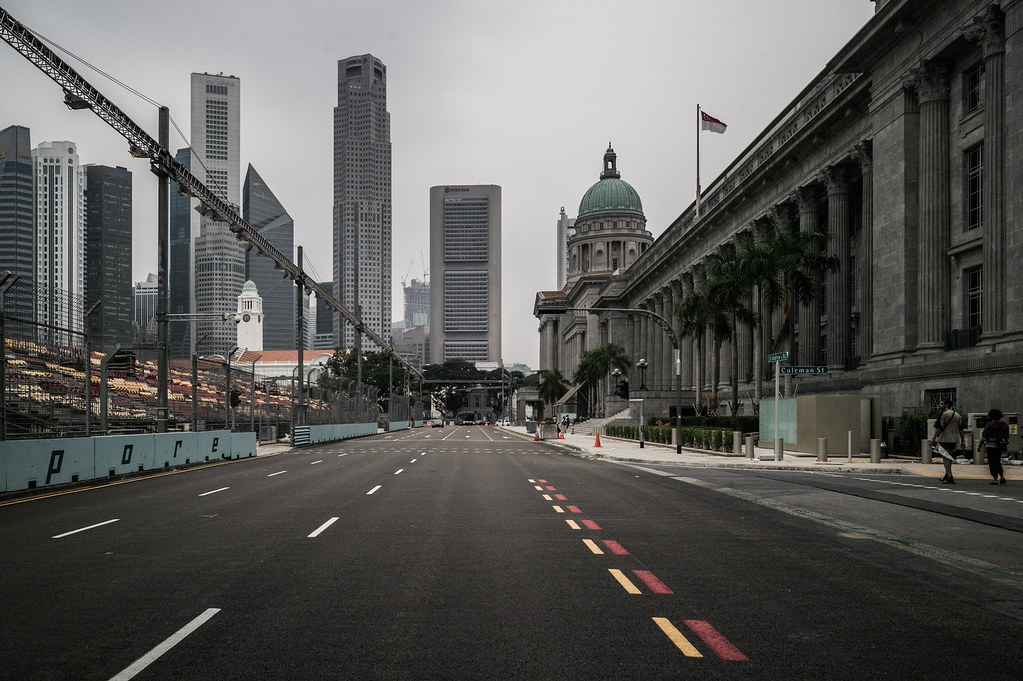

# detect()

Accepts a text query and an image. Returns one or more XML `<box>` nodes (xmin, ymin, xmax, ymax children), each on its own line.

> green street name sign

<box><xmin>768</xmin><ymin>352</ymin><xmax>789</xmax><ymax>362</ymax></box>
<box><xmin>780</xmin><ymin>365</ymin><xmax>829</xmax><ymax>375</ymax></box>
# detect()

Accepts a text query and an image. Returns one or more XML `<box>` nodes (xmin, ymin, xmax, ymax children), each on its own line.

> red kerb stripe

<box><xmin>555</xmin><ymin>494</ymin><xmax>567</xmax><ymax>500</ymax></box>
<box><xmin>565</xmin><ymin>505</ymin><xmax>582</xmax><ymax>514</ymax></box>
<box><xmin>581</xmin><ymin>519</ymin><xmax>601</xmax><ymax>530</ymax></box>
<box><xmin>684</xmin><ymin>620</ymin><xmax>749</xmax><ymax>661</ymax></box>
<box><xmin>602</xmin><ymin>540</ymin><xmax>629</xmax><ymax>555</ymax></box>
<box><xmin>632</xmin><ymin>570</ymin><xmax>673</xmax><ymax>594</ymax></box>
<box><xmin>545</xmin><ymin>486</ymin><xmax>557</xmax><ymax>491</ymax></box>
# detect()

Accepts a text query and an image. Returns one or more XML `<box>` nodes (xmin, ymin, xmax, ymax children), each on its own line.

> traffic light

<box><xmin>230</xmin><ymin>389</ymin><xmax>241</xmax><ymax>408</ymax></box>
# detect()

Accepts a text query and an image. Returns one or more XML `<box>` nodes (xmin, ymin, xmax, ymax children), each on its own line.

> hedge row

<box><xmin>604</xmin><ymin>424</ymin><xmax>739</xmax><ymax>451</ymax></box>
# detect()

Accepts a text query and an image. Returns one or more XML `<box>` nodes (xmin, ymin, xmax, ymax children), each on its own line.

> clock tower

<box><xmin>236</xmin><ymin>280</ymin><xmax>264</xmax><ymax>351</ymax></box>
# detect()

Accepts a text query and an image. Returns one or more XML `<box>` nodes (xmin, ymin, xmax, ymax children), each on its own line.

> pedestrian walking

<box><xmin>930</xmin><ymin>399</ymin><xmax>965</xmax><ymax>484</ymax></box>
<box><xmin>981</xmin><ymin>408</ymin><xmax>1009</xmax><ymax>485</ymax></box>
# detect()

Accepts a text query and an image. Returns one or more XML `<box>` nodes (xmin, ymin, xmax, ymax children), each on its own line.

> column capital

<box><xmin>908</xmin><ymin>60</ymin><xmax>949</xmax><ymax>104</ymax></box>
<box><xmin>821</xmin><ymin>166</ymin><xmax>850</xmax><ymax>195</ymax></box>
<box><xmin>965</xmin><ymin>5</ymin><xmax>1004</xmax><ymax>58</ymax></box>
<box><xmin>793</xmin><ymin>185</ymin><xmax>818</xmax><ymax>215</ymax></box>
<box><xmin>851</xmin><ymin>140</ymin><xmax>873</xmax><ymax>177</ymax></box>
<box><xmin>768</xmin><ymin>203</ymin><xmax>796</xmax><ymax>231</ymax></box>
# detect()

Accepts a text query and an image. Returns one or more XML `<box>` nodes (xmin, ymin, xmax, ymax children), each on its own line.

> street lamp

<box><xmin>637</xmin><ymin>358</ymin><xmax>648</xmax><ymax>391</ymax></box>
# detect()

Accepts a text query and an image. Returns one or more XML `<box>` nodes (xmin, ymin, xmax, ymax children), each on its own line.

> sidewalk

<box><xmin>498</xmin><ymin>425</ymin><xmax>1023</xmax><ymax>481</ymax></box>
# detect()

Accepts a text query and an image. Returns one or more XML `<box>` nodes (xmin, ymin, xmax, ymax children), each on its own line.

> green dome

<box><xmin>242</xmin><ymin>280</ymin><xmax>258</xmax><ymax>292</ymax></box>
<box><xmin>577</xmin><ymin>177</ymin><xmax>644</xmax><ymax>221</ymax></box>
<box><xmin>577</xmin><ymin>144</ymin><xmax>644</xmax><ymax>222</ymax></box>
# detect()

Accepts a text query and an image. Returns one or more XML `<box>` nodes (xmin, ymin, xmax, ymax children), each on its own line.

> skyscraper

<box><xmin>243</xmin><ymin>164</ymin><xmax>295</xmax><ymax>350</ymax></box>
<box><xmin>168</xmin><ymin>147</ymin><xmax>192</xmax><ymax>357</ymax></box>
<box><xmin>556</xmin><ymin>207</ymin><xmax>575</xmax><ymax>290</ymax></box>
<box><xmin>33</xmin><ymin>141</ymin><xmax>85</xmax><ymax>345</ymax></box>
<box><xmin>0</xmin><ymin>125</ymin><xmax>35</xmax><ymax>323</ymax></box>
<box><xmin>190</xmin><ymin>73</ymin><xmax>244</xmax><ymax>355</ymax></box>
<box><xmin>429</xmin><ymin>185</ymin><xmax>502</xmax><ymax>364</ymax></box>
<box><xmin>333</xmin><ymin>54</ymin><xmax>391</xmax><ymax>351</ymax></box>
<box><xmin>84</xmin><ymin>164</ymin><xmax>133</xmax><ymax>351</ymax></box>
<box><xmin>133</xmin><ymin>272</ymin><xmax>158</xmax><ymax>336</ymax></box>
<box><xmin>313</xmin><ymin>280</ymin><xmax>334</xmax><ymax>350</ymax></box>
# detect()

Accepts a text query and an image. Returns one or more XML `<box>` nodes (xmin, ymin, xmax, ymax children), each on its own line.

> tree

<box><xmin>537</xmin><ymin>369</ymin><xmax>568</xmax><ymax>420</ymax></box>
<box><xmin>703</xmin><ymin>246</ymin><xmax>755</xmax><ymax>417</ymax></box>
<box><xmin>734</xmin><ymin>232</ymin><xmax>784</xmax><ymax>408</ymax></box>
<box><xmin>325</xmin><ymin>348</ymin><xmax>409</xmax><ymax>410</ymax></box>
<box><xmin>573</xmin><ymin>342</ymin><xmax>631</xmax><ymax>417</ymax></box>
<box><xmin>675</xmin><ymin>273</ymin><xmax>729</xmax><ymax>415</ymax></box>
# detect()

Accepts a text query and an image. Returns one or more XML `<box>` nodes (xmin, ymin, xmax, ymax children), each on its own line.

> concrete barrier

<box><xmin>2</xmin><ymin>437</ymin><xmax>95</xmax><ymax>490</ymax></box>
<box><xmin>95</xmin><ymin>434</ymin><xmax>157</xmax><ymax>477</ymax></box>
<box><xmin>155</xmin><ymin>433</ymin><xmax>198</xmax><ymax>467</ymax></box>
<box><xmin>231</xmin><ymin>432</ymin><xmax>257</xmax><ymax>459</ymax></box>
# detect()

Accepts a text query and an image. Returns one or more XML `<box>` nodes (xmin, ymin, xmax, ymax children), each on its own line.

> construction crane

<box><xmin>0</xmin><ymin>6</ymin><xmax>422</xmax><ymax>413</ymax></box>
<box><xmin>401</xmin><ymin>260</ymin><xmax>415</xmax><ymax>289</ymax></box>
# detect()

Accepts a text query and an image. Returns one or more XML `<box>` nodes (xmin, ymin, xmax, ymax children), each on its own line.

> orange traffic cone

<box><xmin>570</xmin><ymin>425</ymin><xmax>575</xmax><ymax>434</ymax></box>
<box><xmin>558</xmin><ymin>430</ymin><xmax>565</xmax><ymax>439</ymax></box>
<box><xmin>594</xmin><ymin>432</ymin><xmax>602</xmax><ymax>447</ymax></box>
<box><xmin>533</xmin><ymin>430</ymin><xmax>541</xmax><ymax>442</ymax></box>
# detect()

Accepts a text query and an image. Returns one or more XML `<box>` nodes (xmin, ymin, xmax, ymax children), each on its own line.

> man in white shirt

<box><xmin>930</xmin><ymin>399</ymin><xmax>965</xmax><ymax>484</ymax></box>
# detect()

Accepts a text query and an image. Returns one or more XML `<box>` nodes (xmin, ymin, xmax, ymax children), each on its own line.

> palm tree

<box><xmin>674</xmin><ymin>283</ymin><xmax>728</xmax><ymax>415</ymax></box>
<box><xmin>734</xmin><ymin>233</ymin><xmax>784</xmax><ymax>408</ymax></box>
<box><xmin>703</xmin><ymin>248</ymin><xmax>755</xmax><ymax>417</ymax></box>
<box><xmin>733</xmin><ymin>221</ymin><xmax>839</xmax><ymax>402</ymax></box>
<box><xmin>537</xmin><ymin>369</ymin><xmax>568</xmax><ymax>420</ymax></box>
<box><xmin>574</xmin><ymin>343</ymin><xmax>631</xmax><ymax>417</ymax></box>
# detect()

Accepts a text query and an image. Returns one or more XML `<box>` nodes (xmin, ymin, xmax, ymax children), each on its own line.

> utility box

<box><xmin>760</xmin><ymin>395</ymin><xmax>881</xmax><ymax>455</ymax></box>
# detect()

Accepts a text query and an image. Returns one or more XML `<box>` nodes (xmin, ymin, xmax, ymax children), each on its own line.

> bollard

<box><xmin>817</xmin><ymin>437</ymin><xmax>828</xmax><ymax>462</ymax></box>
<box><xmin>921</xmin><ymin>439</ymin><xmax>931</xmax><ymax>464</ymax></box>
<box><xmin>745</xmin><ymin>435</ymin><xmax>754</xmax><ymax>459</ymax></box>
<box><xmin>774</xmin><ymin>437</ymin><xmax>784</xmax><ymax>461</ymax></box>
<box><xmin>733</xmin><ymin>431</ymin><xmax>742</xmax><ymax>456</ymax></box>
<box><xmin>870</xmin><ymin>438</ymin><xmax>881</xmax><ymax>463</ymax></box>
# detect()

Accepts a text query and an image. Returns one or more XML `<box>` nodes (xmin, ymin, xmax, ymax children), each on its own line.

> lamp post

<box><xmin>191</xmin><ymin>332</ymin><xmax>212</xmax><ymax>432</ymax></box>
<box><xmin>637</xmin><ymin>358</ymin><xmax>648</xmax><ymax>391</ymax></box>
<box><xmin>537</xmin><ymin>304</ymin><xmax>684</xmax><ymax>454</ymax></box>
<box><xmin>225</xmin><ymin>345</ymin><xmax>239</xmax><ymax>431</ymax></box>
<box><xmin>249</xmin><ymin>353</ymin><xmax>262</xmax><ymax>433</ymax></box>
<box><xmin>83</xmin><ymin>300</ymin><xmax>101</xmax><ymax>436</ymax></box>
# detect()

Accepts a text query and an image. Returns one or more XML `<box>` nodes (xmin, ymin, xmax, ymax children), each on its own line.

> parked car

<box><xmin>430</xmin><ymin>418</ymin><xmax>444</xmax><ymax>428</ymax></box>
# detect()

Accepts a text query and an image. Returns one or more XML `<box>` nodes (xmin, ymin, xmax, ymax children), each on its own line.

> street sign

<box><xmin>768</xmin><ymin>352</ymin><xmax>789</xmax><ymax>362</ymax></box>
<box><xmin>779</xmin><ymin>365</ymin><xmax>829</xmax><ymax>375</ymax></box>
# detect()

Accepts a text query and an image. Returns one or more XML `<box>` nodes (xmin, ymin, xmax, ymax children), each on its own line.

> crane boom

<box><xmin>0</xmin><ymin>6</ymin><xmax>420</xmax><ymax>378</ymax></box>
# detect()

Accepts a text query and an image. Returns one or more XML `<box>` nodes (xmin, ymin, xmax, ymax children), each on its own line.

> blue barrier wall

<box><xmin>388</xmin><ymin>421</ymin><xmax>409</xmax><ymax>432</ymax></box>
<box><xmin>307</xmin><ymin>423</ymin><xmax>376</xmax><ymax>444</ymax></box>
<box><xmin>0</xmin><ymin>430</ymin><xmax>234</xmax><ymax>493</ymax></box>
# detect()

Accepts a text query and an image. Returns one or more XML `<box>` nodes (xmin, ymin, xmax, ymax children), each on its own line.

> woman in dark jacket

<box><xmin>981</xmin><ymin>408</ymin><xmax>1009</xmax><ymax>485</ymax></box>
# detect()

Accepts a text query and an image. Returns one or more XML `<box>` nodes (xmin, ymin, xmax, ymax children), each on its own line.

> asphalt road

<box><xmin>3</xmin><ymin>426</ymin><xmax>1022</xmax><ymax>680</ymax></box>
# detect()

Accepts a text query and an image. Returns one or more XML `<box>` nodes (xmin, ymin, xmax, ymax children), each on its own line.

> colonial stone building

<box><xmin>536</xmin><ymin>0</ymin><xmax>1023</xmax><ymax>420</ymax></box>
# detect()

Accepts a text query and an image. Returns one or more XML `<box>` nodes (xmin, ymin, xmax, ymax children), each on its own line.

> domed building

<box><xmin>531</xmin><ymin>145</ymin><xmax>654</xmax><ymax>420</ymax></box>
<box><xmin>566</xmin><ymin>145</ymin><xmax>652</xmax><ymax>284</ymax></box>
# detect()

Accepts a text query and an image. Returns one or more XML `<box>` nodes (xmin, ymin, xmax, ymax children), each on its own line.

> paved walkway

<box><xmin>496</xmin><ymin>425</ymin><xmax>1023</xmax><ymax>482</ymax></box>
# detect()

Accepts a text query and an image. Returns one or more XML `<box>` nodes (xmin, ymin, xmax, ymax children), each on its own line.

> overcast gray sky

<box><xmin>1</xmin><ymin>0</ymin><xmax>876</xmax><ymax>367</ymax></box>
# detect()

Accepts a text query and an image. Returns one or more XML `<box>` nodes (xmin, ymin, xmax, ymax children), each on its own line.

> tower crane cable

<box><xmin>0</xmin><ymin>4</ymin><xmax>421</xmax><ymax>379</ymax></box>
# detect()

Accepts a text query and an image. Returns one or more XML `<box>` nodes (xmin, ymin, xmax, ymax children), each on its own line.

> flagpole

<box><xmin>696</xmin><ymin>104</ymin><xmax>701</xmax><ymax>219</ymax></box>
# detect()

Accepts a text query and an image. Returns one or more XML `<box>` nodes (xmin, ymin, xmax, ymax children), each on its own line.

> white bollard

<box><xmin>817</xmin><ymin>437</ymin><xmax>828</xmax><ymax>462</ymax></box>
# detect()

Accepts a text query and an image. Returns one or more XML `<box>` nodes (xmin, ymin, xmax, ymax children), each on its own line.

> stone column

<box><xmin>627</xmin><ymin>313</ymin><xmax>638</xmax><ymax>368</ymax></box>
<box><xmin>660</xmin><ymin>287</ymin><xmax>673</xmax><ymax>391</ymax></box>
<box><xmin>972</xmin><ymin>7</ymin><xmax>1006</xmax><ymax>337</ymax></box>
<box><xmin>914</xmin><ymin>59</ymin><xmax>950</xmax><ymax>350</ymax></box>
<box><xmin>692</xmin><ymin>268</ymin><xmax>707</xmax><ymax>398</ymax></box>
<box><xmin>795</xmin><ymin>187</ymin><xmax>821</xmax><ymax>365</ymax></box>
<box><xmin>824</xmin><ymin>166</ymin><xmax>851</xmax><ymax>370</ymax></box>
<box><xmin>680</xmin><ymin>274</ymin><xmax>694</xmax><ymax>390</ymax></box>
<box><xmin>853</xmin><ymin>142</ymin><xmax>873</xmax><ymax>362</ymax></box>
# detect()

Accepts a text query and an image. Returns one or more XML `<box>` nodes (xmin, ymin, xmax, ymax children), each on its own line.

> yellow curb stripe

<box><xmin>582</xmin><ymin>539</ymin><xmax>603</xmax><ymax>554</ymax></box>
<box><xmin>542</xmin><ymin>494</ymin><xmax>552</xmax><ymax>501</ymax></box>
<box><xmin>653</xmin><ymin>618</ymin><xmax>703</xmax><ymax>657</ymax></box>
<box><xmin>608</xmin><ymin>569</ymin><xmax>642</xmax><ymax>594</ymax></box>
<box><xmin>565</xmin><ymin>519</ymin><xmax>581</xmax><ymax>530</ymax></box>
<box><xmin>552</xmin><ymin>505</ymin><xmax>565</xmax><ymax>513</ymax></box>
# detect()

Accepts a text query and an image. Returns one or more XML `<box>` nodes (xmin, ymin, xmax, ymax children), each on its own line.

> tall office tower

<box><xmin>556</xmin><ymin>206</ymin><xmax>575</xmax><ymax>290</ymax></box>
<box><xmin>168</xmin><ymin>147</ymin><xmax>192</xmax><ymax>358</ymax></box>
<box><xmin>243</xmin><ymin>164</ymin><xmax>295</xmax><ymax>350</ymax></box>
<box><xmin>313</xmin><ymin>280</ymin><xmax>334</xmax><ymax>350</ymax></box>
<box><xmin>84</xmin><ymin>164</ymin><xmax>133</xmax><ymax>352</ymax></box>
<box><xmin>404</xmin><ymin>278</ymin><xmax>430</xmax><ymax>328</ymax></box>
<box><xmin>429</xmin><ymin>185</ymin><xmax>502</xmax><ymax>364</ymax></box>
<box><xmin>333</xmin><ymin>54</ymin><xmax>391</xmax><ymax>351</ymax></box>
<box><xmin>133</xmin><ymin>272</ymin><xmax>158</xmax><ymax>337</ymax></box>
<box><xmin>0</xmin><ymin>125</ymin><xmax>35</xmax><ymax>324</ymax></box>
<box><xmin>33</xmin><ymin>141</ymin><xmax>85</xmax><ymax>346</ymax></box>
<box><xmin>190</xmin><ymin>72</ymin><xmax>243</xmax><ymax>354</ymax></box>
